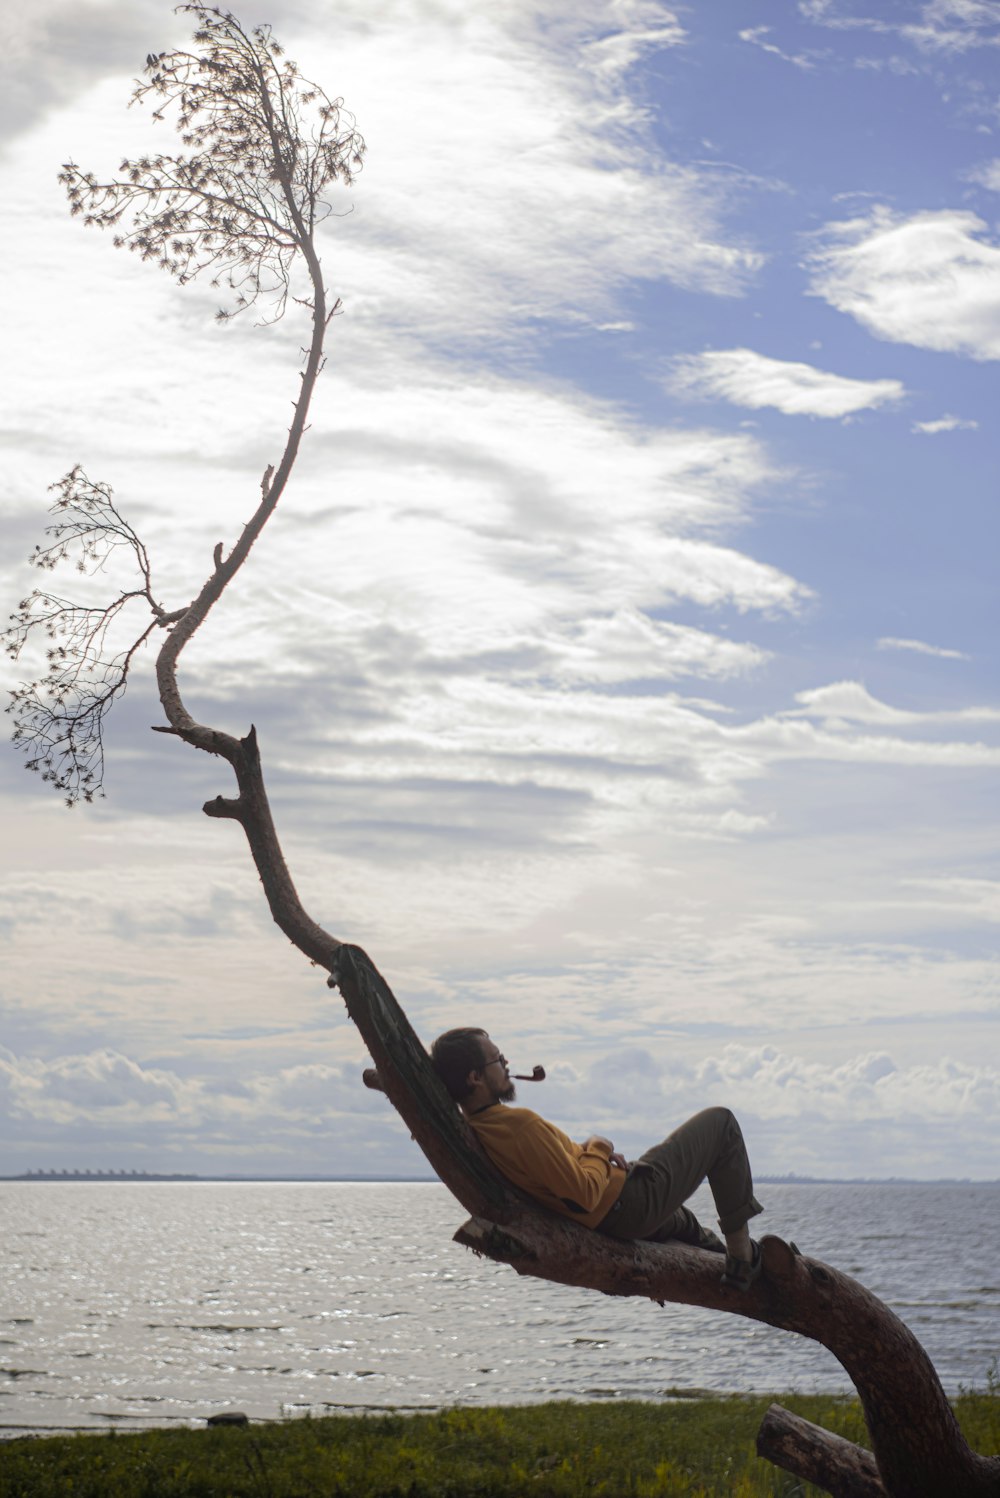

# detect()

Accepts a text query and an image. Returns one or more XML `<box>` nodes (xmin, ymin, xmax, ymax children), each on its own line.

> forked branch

<box><xmin>6</xmin><ymin>5</ymin><xmax>364</xmax><ymax>804</ymax></box>
<box><xmin>4</xmin><ymin>467</ymin><xmax>173</xmax><ymax>801</ymax></box>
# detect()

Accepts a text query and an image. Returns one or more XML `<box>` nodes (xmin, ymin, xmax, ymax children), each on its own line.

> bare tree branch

<box><xmin>5</xmin><ymin>5</ymin><xmax>364</xmax><ymax>804</ymax></box>
<box><xmin>4</xmin><ymin>467</ymin><xmax>169</xmax><ymax>802</ymax></box>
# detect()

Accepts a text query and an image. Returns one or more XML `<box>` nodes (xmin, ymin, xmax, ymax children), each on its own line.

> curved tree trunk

<box><xmin>330</xmin><ymin>946</ymin><xmax>999</xmax><ymax>1498</ymax></box>
<box><xmin>153</xmin><ymin>657</ymin><xmax>998</xmax><ymax>1498</ymax></box>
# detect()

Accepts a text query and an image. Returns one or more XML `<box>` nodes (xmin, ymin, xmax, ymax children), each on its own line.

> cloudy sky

<box><xmin>1</xmin><ymin>0</ymin><xmax>998</xmax><ymax>1184</ymax></box>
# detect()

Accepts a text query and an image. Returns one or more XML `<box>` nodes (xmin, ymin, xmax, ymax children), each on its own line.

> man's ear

<box><xmin>465</xmin><ymin>1067</ymin><xmax>481</xmax><ymax>1089</ymax></box>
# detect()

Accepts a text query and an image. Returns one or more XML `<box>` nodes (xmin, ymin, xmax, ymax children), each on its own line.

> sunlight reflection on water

<box><xmin>2</xmin><ymin>1179</ymin><xmax>997</xmax><ymax>1435</ymax></box>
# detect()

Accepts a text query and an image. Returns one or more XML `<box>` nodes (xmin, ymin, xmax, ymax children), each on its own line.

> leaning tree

<box><xmin>5</xmin><ymin>9</ymin><xmax>997</xmax><ymax>1495</ymax></box>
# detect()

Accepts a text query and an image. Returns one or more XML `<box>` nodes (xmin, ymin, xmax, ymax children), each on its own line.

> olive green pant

<box><xmin>598</xmin><ymin>1106</ymin><xmax>763</xmax><ymax>1248</ymax></box>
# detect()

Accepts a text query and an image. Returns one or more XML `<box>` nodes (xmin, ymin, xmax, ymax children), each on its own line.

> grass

<box><xmin>1</xmin><ymin>1392</ymin><xmax>997</xmax><ymax>1497</ymax></box>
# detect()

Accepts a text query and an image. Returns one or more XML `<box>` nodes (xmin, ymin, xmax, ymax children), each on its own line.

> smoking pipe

<box><xmin>361</xmin><ymin>1062</ymin><xmax>546</xmax><ymax>1091</ymax></box>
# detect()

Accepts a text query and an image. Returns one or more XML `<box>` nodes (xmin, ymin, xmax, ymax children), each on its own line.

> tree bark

<box><xmin>756</xmin><ymin>1405</ymin><xmax>886</xmax><ymax>1497</ymax></box>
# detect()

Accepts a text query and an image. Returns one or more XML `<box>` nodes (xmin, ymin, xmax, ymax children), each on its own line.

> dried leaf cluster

<box><xmin>60</xmin><ymin>4</ymin><xmax>364</xmax><ymax>321</ymax></box>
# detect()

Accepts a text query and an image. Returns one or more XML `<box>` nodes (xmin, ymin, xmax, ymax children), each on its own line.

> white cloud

<box><xmin>877</xmin><ymin>636</ymin><xmax>970</xmax><ymax>659</ymax></box>
<box><xmin>0</xmin><ymin>0</ymin><xmax>764</xmax><ymax>475</ymax></box>
<box><xmin>581</xmin><ymin>0</ymin><xmax>687</xmax><ymax>76</ymax></box>
<box><xmin>791</xmin><ymin>681</ymin><xmax>916</xmax><ymax>724</ymax></box>
<box><xmin>5</xmin><ymin>1040</ymin><xmax>998</xmax><ymax>1181</ymax></box>
<box><xmin>0</xmin><ymin>1045</ymin><xmax>400</xmax><ymax>1169</ymax></box>
<box><xmin>733</xmin><ymin>721</ymin><xmax>1000</xmax><ymax>769</ymax></box>
<box><xmin>796</xmin><ymin>0</ymin><xmax>887</xmax><ymax>30</ymax></box>
<box><xmin>2</xmin><ymin>1047</ymin><xmax>185</xmax><ymax>1125</ymax></box>
<box><xmin>690</xmin><ymin>1043</ymin><xmax>1000</xmax><ymax>1124</ymax></box>
<box><xmin>807</xmin><ymin>207</ymin><xmax>1000</xmax><ymax>359</ymax></box>
<box><xmin>531</xmin><ymin>610</ymin><xmax>770</xmax><ymax>685</ymax></box>
<box><xmin>91</xmin><ymin>370</ymin><xmax>801</xmax><ymax>705</ymax></box>
<box><xmin>964</xmin><ymin>157</ymin><xmax>1000</xmax><ymax>190</ymax></box>
<box><xmin>900</xmin><ymin>0</ymin><xmax>1000</xmax><ymax>54</ymax></box>
<box><xmin>268</xmin><ymin>0</ymin><xmax>764</xmax><ymax>360</ymax></box>
<box><xmin>738</xmin><ymin>25</ymin><xmax>818</xmax><ymax>68</ymax></box>
<box><xmin>787</xmin><ymin>679</ymin><xmax>999</xmax><ymax>726</ymax></box>
<box><xmin>799</xmin><ymin>0</ymin><xmax>1000</xmax><ymax>55</ymax></box>
<box><xmin>902</xmin><ymin>875</ymin><xmax>1000</xmax><ymax>922</ymax></box>
<box><xmin>911</xmin><ymin>414</ymin><xmax>979</xmax><ymax>433</ymax></box>
<box><xmin>668</xmin><ymin>347</ymin><xmax>905</xmax><ymax>417</ymax></box>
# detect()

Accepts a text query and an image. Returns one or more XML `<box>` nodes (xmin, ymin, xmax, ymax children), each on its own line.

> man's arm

<box><xmin>508</xmin><ymin>1117</ymin><xmax>622</xmax><ymax>1214</ymax></box>
<box><xmin>469</xmin><ymin>1108</ymin><xmax>627</xmax><ymax>1219</ymax></box>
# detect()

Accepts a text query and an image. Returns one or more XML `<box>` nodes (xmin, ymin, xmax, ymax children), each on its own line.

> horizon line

<box><xmin>3</xmin><ymin>1171</ymin><xmax>998</xmax><ymax>1186</ymax></box>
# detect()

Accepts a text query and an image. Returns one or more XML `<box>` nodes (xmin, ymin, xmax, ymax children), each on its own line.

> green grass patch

<box><xmin>1</xmin><ymin>1393</ymin><xmax>997</xmax><ymax>1497</ymax></box>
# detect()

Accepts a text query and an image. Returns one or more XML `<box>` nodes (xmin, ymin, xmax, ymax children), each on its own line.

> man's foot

<box><xmin>720</xmin><ymin>1240</ymin><xmax>762</xmax><ymax>1291</ymax></box>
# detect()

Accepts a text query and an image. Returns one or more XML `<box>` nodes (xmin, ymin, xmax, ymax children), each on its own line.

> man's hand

<box><xmin>584</xmin><ymin>1135</ymin><xmax>629</xmax><ymax>1170</ymax></box>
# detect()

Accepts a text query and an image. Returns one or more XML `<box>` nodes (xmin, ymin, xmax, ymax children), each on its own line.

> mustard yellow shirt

<box><xmin>468</xmin><ymin>1104</ymin><xmax>626</xmax><ymax>1228</ymax></box>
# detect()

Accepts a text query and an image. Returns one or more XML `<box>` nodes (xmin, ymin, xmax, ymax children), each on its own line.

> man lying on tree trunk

<box><xmin>431</xmin><ymin>1027</ymin><xmax>764</xmax><ymax>1289</ymax></box>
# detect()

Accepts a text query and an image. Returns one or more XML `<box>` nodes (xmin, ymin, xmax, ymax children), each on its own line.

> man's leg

<box><xmin>642</xmin><ymin>1204</ymin><xmax>726</xmax><ymax>1253</ymax></box>
<box><xmin>600</xmin><ymin>1107</ymin><xmax>762</xmax><ymax>1257</ymax></box>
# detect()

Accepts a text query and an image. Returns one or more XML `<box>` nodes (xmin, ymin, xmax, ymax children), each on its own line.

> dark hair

<box><xmin>430</xmin><ymin>1027</ymin><xmax>488</xmax><ymax>1101</ymax></box>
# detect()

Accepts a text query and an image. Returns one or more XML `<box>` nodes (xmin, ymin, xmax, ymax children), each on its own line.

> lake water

<box><xmin>1</xmin><ymin>1180</ymin><xmax>997</xmax><ymax>1436</ymax></box>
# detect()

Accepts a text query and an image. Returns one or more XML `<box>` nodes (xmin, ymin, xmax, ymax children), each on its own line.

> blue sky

<box><xmin>1</xmin><ymin>0</ymin><xmax>998</xmax><ymax>1182</ymax></box>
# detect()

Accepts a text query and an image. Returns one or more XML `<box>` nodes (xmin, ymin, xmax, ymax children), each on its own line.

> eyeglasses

<box><xmin>480</xmin><ymin>1054</ymin><xmax>507</xmax><ymax>1072</ymax></box>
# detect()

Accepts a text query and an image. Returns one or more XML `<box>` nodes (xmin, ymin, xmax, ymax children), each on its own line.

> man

<box><xmin>430</xmin><ymin>1027</ymin><xmax>764</xmax><ymax>1289</ymax></box>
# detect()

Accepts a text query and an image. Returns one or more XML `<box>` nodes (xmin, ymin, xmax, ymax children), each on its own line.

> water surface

<box><xmin>2</xmin><ymin>1180</ymin><xmax>996</xmax><ymax>1435</ymax></box>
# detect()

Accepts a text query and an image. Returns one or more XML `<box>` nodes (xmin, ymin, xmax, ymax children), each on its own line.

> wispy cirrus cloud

<box><xmin>807</xmin><ymin>207</ymin><xmax>1000</xmax><ymax>358</ymax></box>
<box><xmin>666</xmin><ymin>347</ymin><xmax>904</xmax><ymax>417</ymax></box>
<box><xmin>911</xmin><ymin>414</ymin><xmax>978</xmax><ymax>434</ymax></box>
<box><xmin>738</xmin><ymin>26</ymin><xmax>819</xmax><ymax>69</ymax></box>
<box><xmin>787</xmin><ymin>680</ymin><xmax>997</xmax><ymax>725</ymax></box>
<box><xmin>877</xmin><ymin>636</ymin><xmax>970</xmax><ymax>659</ymax></box>
<box><xmin>964</xmin><ymin>157</ymin><xmax>1000</xmax><ymax>190</ymax></box>
<box><xmin>286</xmin><ymin>0</ymin><xmax>762</xmax><ymax>361</ymax></box>
<box><xmin>799</xmin><ymin>0</ymin><xmax>1000</xmax><ymax>54</ymax></box>
<box><xmin>1</xmin><ymin>0</ymin><xmax>765</xmax><ymax>474</ymax></box>
<box><xmin>900</xmin><ymin>0</ymin><xmax>1000</xmax><ymax>54</ymax></box>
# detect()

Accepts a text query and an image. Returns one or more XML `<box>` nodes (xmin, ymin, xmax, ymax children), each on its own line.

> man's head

<box><xmin>430</xmin><ymin>1028</ymin><xmax>515</xmax><ymax>1109</ymax></box>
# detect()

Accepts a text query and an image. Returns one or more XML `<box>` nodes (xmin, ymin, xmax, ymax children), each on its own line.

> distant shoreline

<box><xmin>2</xmin><ymin>1172</ymin><xmax>998</xmax><ymax>1185</ymax></box>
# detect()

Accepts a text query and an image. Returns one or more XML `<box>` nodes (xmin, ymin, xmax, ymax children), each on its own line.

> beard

<box><xmin>497</xmin><ymin>1081</ymin><xmax>517</xmax><ymax>1103</ymax></box>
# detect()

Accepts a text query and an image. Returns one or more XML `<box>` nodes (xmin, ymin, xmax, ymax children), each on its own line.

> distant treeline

<box><xmin>12</xmin><ymin>1169</ymin><xmax>198</xmax><ymax>1181</ymax></box>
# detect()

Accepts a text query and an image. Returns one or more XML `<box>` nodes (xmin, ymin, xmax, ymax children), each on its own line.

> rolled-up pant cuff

<box><xmin>718</xmin><ymin>1195</ymin><xmax>765</xmax><ymax>1235</ymax></box>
